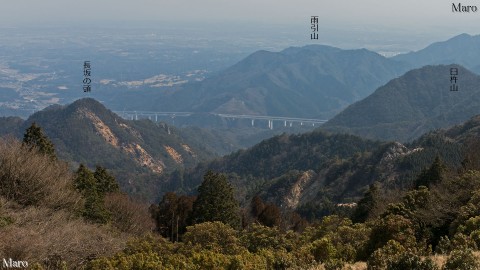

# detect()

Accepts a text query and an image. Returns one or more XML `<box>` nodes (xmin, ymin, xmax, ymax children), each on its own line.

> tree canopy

<box><xmin>191</xmin><ymin>170</ymin><xmax>241</xmax><ymax>229</ymax></box>
<box><xmin>22</xmin><ymin>122</ymin><xmax>56</xmax><ymax>159</ymax></box>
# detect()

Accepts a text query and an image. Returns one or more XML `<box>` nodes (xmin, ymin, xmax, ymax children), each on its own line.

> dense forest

<box><xmin>2</xmin><ymin>121</ymin><xmax>480</xmax><ymax>269</ymax></box>
<box><xmin>0</xmin><ymin>98</ymin><xmax>319</xmax><ymax>203</ymax></box>
<box><xmin>323</xmin><ymin>64</ymin><xmax>480</xmax><ymax>142</ymax></box>
<box><xmin>164</xmin><ymin>117</ymin><xmax>471</xmax><ymax>214</ymax></box>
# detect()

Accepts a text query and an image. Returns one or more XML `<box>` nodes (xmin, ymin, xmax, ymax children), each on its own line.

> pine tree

<box><xmin>191</xmin><ymin>170</ymin><xmax>241</xmax><ymax>229</ymax></box>
<box><xmin>74</xmin><ymin>164</ymin><xmax>111</xmax><ymax>223</ymax></box>
<box><xmin>352</xmin><ymin>183</ymin><xmax>379</xmax><ymax>223</ymax></box>
<box><xmin>415</xmin><ymin>156</ymin><xmax>446</xmax><ymax>188</ymax></box>
<box><xmin>153</xmin><ymin>192</ymin><xmax>195</xmax><ymax>241</ymax></box>
<box><xmin>93</xmin><ymin>166</ymin><xmax>119</xmax><ymax>195</ymax></box>
<box><xmin>83</xmin><ymin>188</ymin><xmax>111</xmax><ymax>224</ymax></box>
<box><xmin>22</xmin><ymin>122</ymin><xmax>56</xmax><ymax>159</ymax></box>
<box><xmin>74</xmin><ymin>164</ymin><xmax>96</xmax><ymax>193</ymax></box>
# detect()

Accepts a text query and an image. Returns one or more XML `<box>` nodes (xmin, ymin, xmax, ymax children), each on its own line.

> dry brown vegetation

<box><xmin>0</xmin><ymin>137</ymin><xmax>81</xmax><ymax>210</ymax></box>
<box><xmin>0</xmin><ymin>199</ymin><xmax>129</xmax><ymax>267</ymax></box>
<box><xmin>104</xmin><ymin>192</ymin><xmax>155</xmax><ymax>235</ymax></box>
<box><xmin>430</xmin><ymin>252</ymin><xmax>480</xmax><ymax>269</ymax></box>
<box><xmin>307</xmin><ymin>262</ymin><xmax>367</xmax><ymax>270</ymax></box>
<box><xmin>0</xmin><ymin>138</ymin><xmax>134</xmax><ymax>268</ymax></box>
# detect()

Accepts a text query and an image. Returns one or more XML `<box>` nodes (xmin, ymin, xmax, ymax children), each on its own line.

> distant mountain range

<box><xmin>393</xmin><ymin>33</ymin><xmax>480</xmax><ymax>73</ymax></box>
<box><xmin>139</xmin><ymin>45</ymin><xmax>408</xmax><ymax>119</ymax></box>
<box><xmin>322</xmin><ymin>64</ymin><xmax>480</xmax><ymax>142</ymax></box>
<box><xmin>0</xmin><ymin>98</ymin><xmax>321</xmax><ymax>201</ymax></box>
<box><xmin>103</xmin><ymin>33</ymin><xmax>480</xmax><ymax>122</ymax></box>
<box><xmin>2</xmin><ymin>33</ymin><xmax>480</xmax><ymax>125</ymax></box>
<box><xmin>1</xmin><ymin>95</ymin><xmax>477</xmax><ymax>207</ymax></box>
<box><xmin>2</xmin><ymin>33</ymin><xmax>480</xmax><ymax>204</ymax></box>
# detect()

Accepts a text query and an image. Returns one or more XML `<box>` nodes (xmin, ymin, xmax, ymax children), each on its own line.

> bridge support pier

<box><xmin>112</xmin><ymin>111</ymin><xmax>327</xmax><ymax>127</ymax></box>
<box><xmin>268</xmin><ymin>120</ymin><xmax>273</xmax><ymax>130</ymax></box>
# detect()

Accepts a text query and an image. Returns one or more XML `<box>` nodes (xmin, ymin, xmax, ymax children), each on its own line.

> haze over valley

<box><xmin>3</xmin><ymin>5</ymin><xmax>480</xmax><ymax>267</ymax></box>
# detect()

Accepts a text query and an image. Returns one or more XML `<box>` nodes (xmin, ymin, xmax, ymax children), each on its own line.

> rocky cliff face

<box><xmin>10</xmin><ymin>98</ymin><xmax>214</xmax><ymax>201</ymax></box>
<box><xmin>281</xmin><ymin>170</ymin><xmax>316</xmax><ymax>209</ymax></box>
<box><xmin>258</xmin><ymin>141</ymin><xmax>431</xmax><ymax>211</ymax></box>
<box><xmin>74</xmin><ymin>106</ymin><xmax>195</xmax><ymax>174</ymax></box>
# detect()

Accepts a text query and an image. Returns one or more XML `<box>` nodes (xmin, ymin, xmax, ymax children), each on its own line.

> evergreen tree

<box><xmin>83</xmin><ymin>188</ymin><xmax>111</xmax><ymax>224</ymax></box>
<box><xmin>93</xmin><ymin>166</ymin><xmax>119</xmax><ymax>195</ymax></box>
<box><xmin>152</xmin><ymin>192</ymin><xmax>195</xmax><ymax>241</ymax></box>
<box><xmin>191</xmin><ymin>170</ymin><xmax>241</xmax><ymax>229</ymax></box>
<box><xmin>74</xmin><ymin>164</ymin><xmax>110</xmax><ymax>223</ymax></box>
<box><xmin>415</xmin><ymin>156</ymin><xmax>446</xmax><ymax>188</ymax></box>
<box><xmin>352</xmin><ymin>183</ymin><xmax>379</xmax><ymax>223</ymax></box>
<box><xmin>22</xmin><ymin>122</ymin><xmax>56</xmax><ymax>159</ymax></box>
<box><xmin>74</xmin><ymin>164</ymin><xmax>96</xmax><ymax>193</ymax></box>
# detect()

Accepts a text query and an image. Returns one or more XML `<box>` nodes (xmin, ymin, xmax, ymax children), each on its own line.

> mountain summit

<box><xmin>150</xmin><ymin>45</ymin><xmax>407</xmax><ymax>119</ymax></box>
<box><xmin>96</xmin><ymin>34</ymin><xmax>480</xmax><ymax>123</ymax></box>
<box><xmin>2</xmin><ymin>98</ymin><xmax>216</xmax><ymax>200</ymax></box>
<box><xmin>393</xmin><ymin>33</ymin><xmax>480</xmax><ymax>72</ymax></box>
<box><xmin>322</xmin><ymin>64</ymin><xmax>480</xmax><ymax>141</ymax></box>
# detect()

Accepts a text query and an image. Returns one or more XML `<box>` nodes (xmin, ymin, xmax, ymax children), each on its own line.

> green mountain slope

<box><xmin>147</xmin><ymin>45</ymin><xmax>408</xmax><ymax>119</ymax></box>
<box><xmin>168</xmin><ymin>114</ymin><xmax>480</xmax><ymax>213</ymax></box>
<box><xmin>166</xmin><ymin>130</ymin><xmax>385</xmax><ymax>204</ymax></box>
<box><xmin>322</xmin><ymin>64</ymin><xmax>480</xmax><ymax>142</ymax></box>
<box><xmin>1</xmin><ymin>98</ymin><xmax>219</xmax><ymax>201</ymax></box>
<box><xmin>105</xmin><ymin>34</ymin><xmax>480</xmax><ymax>122</ymax></box>
<box><xmin>0</xmin><ymin>116</ymin><xmax>22</xmax><ymax>136</ymax></box>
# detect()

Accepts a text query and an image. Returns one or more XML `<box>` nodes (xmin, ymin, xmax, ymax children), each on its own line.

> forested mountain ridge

<box><xmin>165</xmin><ymin>130</ymin><xmax>383</xmax><ymax>200</ymax></box>
<box><xmin>3</xmin><ymin>33</ymin><xmax>480</xmax><ymax>269</ymax></box>
<box><xmin>147</xmin><ymin>45</ymin><xmax>408</xmax><ymax>119</ymax></box>
<box><xmin>167</xmin><ymin>113</ymin><xmax>480</xmax><ymax>213</ymax></box>
<box><xmin>0</xmin><ymin>98</ymin><xmax>219</xmax><ymax>201</ymax></box>
<box><xmin>322</xmin><ymin>64</ymin><xmax>480</xmax><ymax>142</ymax></box>
<box><xmin>102</xmin><ymin>33</ymin><xmax>480</xmax><ymax>123</ymax></box>
<box><xmin>3</xmin><ymin>107</ymin><xmax>480</xmax><ymax>270</ymax></box>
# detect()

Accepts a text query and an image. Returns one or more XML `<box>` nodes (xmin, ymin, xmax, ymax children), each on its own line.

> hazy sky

<box><xmin>1</xmin><ymin>0</ymin><xmax>480</xmax><ymax>52</ymax></box>
<box><xmin>2</xmin><ymin>0</ymin><xmax>480</xmax><ymax>30</ymax></box>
